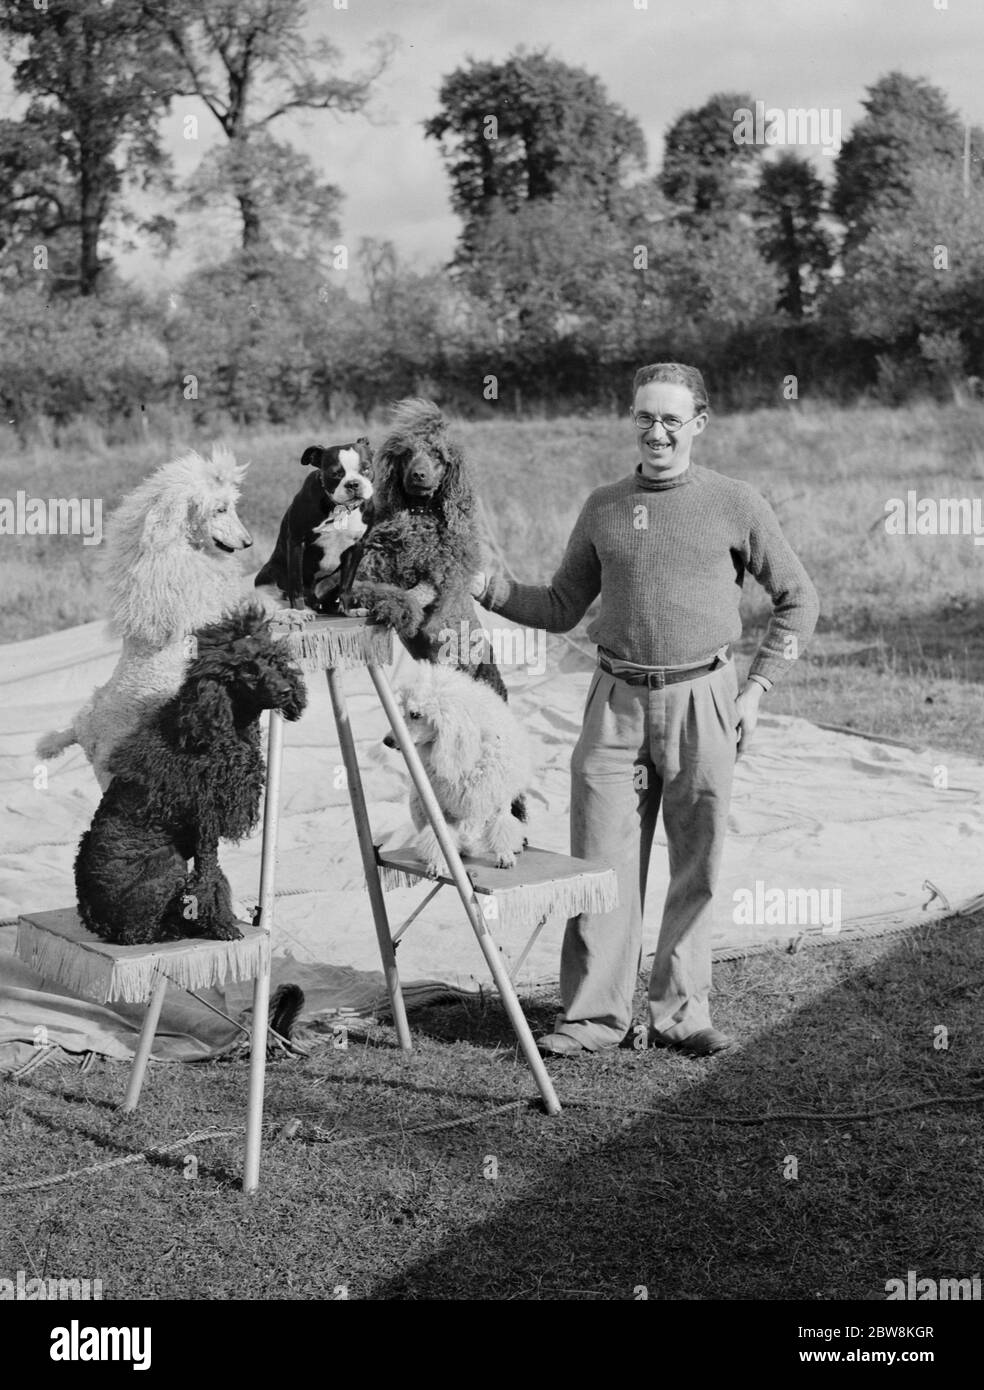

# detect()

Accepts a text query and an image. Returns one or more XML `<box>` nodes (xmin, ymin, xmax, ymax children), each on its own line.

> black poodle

<box><xmin>75</xmin><ymin>605</ymin><xmax>307</xmax><ymax>946</ymax></box>
<box><xmin>349</xmin><ymin>398</ymin><xmax>508</xmax><ymax>700</ymax></box>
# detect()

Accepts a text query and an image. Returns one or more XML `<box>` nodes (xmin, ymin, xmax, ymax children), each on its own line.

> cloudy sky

<box><xmin>264</xmin><ymin>0</ymin><xmax>982</xmax><ymax>275</ymax></box>
<box><xmin>6</xmin><ymin>0</ymin><xmax>983</xmax><ymax>287</ymax></box>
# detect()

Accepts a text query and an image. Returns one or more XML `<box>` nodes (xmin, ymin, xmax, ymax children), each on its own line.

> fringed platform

<box><xmin>268</xmin><ymin>615</ymin><xmax>393</xmax><ymax>672</ymax></box>
<box><xmin>16</xmin><ymin>908</ymin><xmax>270</xmax><ymax>1006</ymax></box>
<box><xmin>376</xmin><ymin>845</ymin><xmax>619</xmax><ymax>935</ymax></box>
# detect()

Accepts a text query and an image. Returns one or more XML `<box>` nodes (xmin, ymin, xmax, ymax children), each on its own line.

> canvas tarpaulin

<box><xmin>1</xmin><ymin>614</ymin><xmax>980</xmax><ymax>1064</ymax></box>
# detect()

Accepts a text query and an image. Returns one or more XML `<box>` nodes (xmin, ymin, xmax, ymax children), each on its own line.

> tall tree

<box><xmin>0</xmin><ymin>113</ymin><xmax>77</xmax><ymax>289</ymax></box>
<box><xmin>461</xmin><ymin>196</ymin><xmax>636</xmax><ymax>357</ymax></box>
<box><xmin>660</xmin><ymin>92</ymin><xmax>767</xmax><ymax>224</ymax></box>
<box><xmin>832</xmin><ymin>72</ymin><xmax>968</xmax><ymax>249</ymax></box>
<box><xmin>144</xmin><ymin>0</ymin><xmax>393</xmax><ymax>263</ymax></box>
<box><xmin>337</xmin><ymin>238</ymin><xmax>452</xmax><ymax>412</ymax></box>
<box><xmin>833</xmin><ymin>165</ymin><xmax>984</xmax><ymax>371</ymax></box>
<box><xmin>425</xmin><ymin>50</ymin><xmax>647</xmax><ymax>258</ymax></box>
<box><xmin>0</xmin><ymin>0</ymin><xmax>176</xmax><ymax>294</ymax></box>
<box><xmin>753</xmin><ymin>153</ymin><xmax>834</xmax><ymax>317</ymax></box>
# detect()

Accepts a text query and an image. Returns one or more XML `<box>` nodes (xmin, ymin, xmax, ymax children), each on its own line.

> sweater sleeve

<box><xmin>742</xmin><ymin>491</ymin><xmax>820</xmax><ymax>686</ymax></box>
<box><xmin>478</xmin><ymin>500</ymin><xmax>601</xmax><ymax>633</ymax></box>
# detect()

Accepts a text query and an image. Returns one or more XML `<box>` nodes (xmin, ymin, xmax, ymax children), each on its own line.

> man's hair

<box><xmin>632</xmin><ymin>363</ymin><xmax>709</xmax><ymax>414</ymax></box>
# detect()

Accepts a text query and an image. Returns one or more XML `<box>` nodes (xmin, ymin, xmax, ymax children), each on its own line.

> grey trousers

<box><xmin>557</xmin><ymin>657</ymin><xmax>740</xmax><ymax>1050</ymax></box>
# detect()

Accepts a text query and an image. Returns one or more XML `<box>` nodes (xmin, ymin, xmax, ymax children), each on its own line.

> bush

<box><xmin>0</xmin><ymin>284</ymin><xmax>169</xmax><ymax>437</ymax></box>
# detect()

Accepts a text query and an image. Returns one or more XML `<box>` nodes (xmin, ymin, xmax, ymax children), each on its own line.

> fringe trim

<box><xmin>377</xmin><ymin>866</ymin><xmax>618</xmax><ymax>934</ymax></box>
<box><xmin>378</xmin><ymin>868</ymin><xmax>422</xmax><ymax>892</ymax></box>
<box><xmin>16</xmin><ymin>919</ymin><xmax>270</xmax><ymax>1005</ymax></box>
<box><xmin>274</xmin><ymin>621</ymin><xmax>393</xmax><ymax>672</ymax></box>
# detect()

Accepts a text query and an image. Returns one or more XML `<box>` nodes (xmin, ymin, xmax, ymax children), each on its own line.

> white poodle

<box><xmin>386</xmin><ymin>662</ymin><xmax>531</xmax><ymax>876</ymax></box>
<box><xmin>36</xmin><ymin>446</ymin><xmax>261</xmax><ymax>790</ymax></box>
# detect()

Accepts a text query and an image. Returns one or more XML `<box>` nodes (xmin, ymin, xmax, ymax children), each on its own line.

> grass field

<box><xmin>4</xmin><ymin>400</ymin><xmax>984</xmax><ymax>752</ymax></box>
<box><xmin>2</xmin><ymin>402</ymin><xmax>983</xmax><ymax>1302</ymax></box>
<box><xmin>3</xmin><ymin>922</ymin><xmax>983</xmax><ymax>1301</ymax></box>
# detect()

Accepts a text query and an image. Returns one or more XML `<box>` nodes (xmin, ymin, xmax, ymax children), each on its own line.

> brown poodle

<box><xmin>350</xmin><ymin>398</ymin><xmax>507</xmax><ymax>700</ymax></box>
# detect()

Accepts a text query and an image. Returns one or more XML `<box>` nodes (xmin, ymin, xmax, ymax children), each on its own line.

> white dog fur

<box><xmin>390</xmin><ymin>662</ymin><xmax>531</xmax><ymax>875</ymax></box>
<box><xmin>36</xmin><ymin>446</ymin><xmax>260</xmax><ymax>789</ymax></box>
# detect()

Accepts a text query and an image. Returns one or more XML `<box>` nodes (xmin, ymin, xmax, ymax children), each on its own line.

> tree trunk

<box><xmin>238</xmin><ymin>186</ymin><xmax>266</xmax><ymax>289</ymax></box>
<box><xmin>79</xmin><ymin>161</ymin><xmax>102</xmax><ymax>296</ymax></box>
<box><xmin>239</xmin><ymin>192</ymin><xmax>262</xmax><ymax>255</ymax></box>
<box><xmin>782</xmin><ymin>206</ymin><xmax>803</xmax><ymax>319</ymax></box>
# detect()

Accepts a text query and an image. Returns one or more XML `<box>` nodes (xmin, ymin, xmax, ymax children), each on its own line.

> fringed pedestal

<box><xmin>16</xmin><ymin>909</ymin><xmax>269</xmax><ymax>1005</ymax></box>
<box><xmin>379</xmin><ymin>847</ymin><xmax>618</xmax><ymax>983</ymax></box>
<box><xmin>16</xmin><ymin>907</ymin><xmax>269</xmax><ymax>1116</ymax></box>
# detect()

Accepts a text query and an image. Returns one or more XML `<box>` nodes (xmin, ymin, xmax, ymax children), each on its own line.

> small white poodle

<box><xmin>385</xmin><ymin>662</ymin><xmax>531</xmax><ymax>876</ymax></box>
<box><xmin>37</xmin><ymin>446</ymin><xmax>260</xmax><ymax>789</ymax></box>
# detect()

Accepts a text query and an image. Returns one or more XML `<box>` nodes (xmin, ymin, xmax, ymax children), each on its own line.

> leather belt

<box><xmin>598</xmin><ymin>647</ymin><xmax>729</xmax><ymax>689</ymax></box>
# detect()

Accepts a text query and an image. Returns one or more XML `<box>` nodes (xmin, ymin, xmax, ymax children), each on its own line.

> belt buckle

<box><xmin>646</xmin><ymin>669</ymin><xmax>665</xmax><ymax>689</ymax></box>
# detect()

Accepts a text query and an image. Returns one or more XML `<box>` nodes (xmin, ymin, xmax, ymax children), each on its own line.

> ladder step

<box><xmin>376</xmin><ymin>845</ymin><xmax>618</xmax><ymax>934</ymax></box>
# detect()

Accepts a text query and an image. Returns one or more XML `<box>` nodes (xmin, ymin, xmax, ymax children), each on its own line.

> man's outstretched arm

<box><xmin>473</xmin><ymin>503</ymin><xmax>601</xmax><ymax>635</ymax></box>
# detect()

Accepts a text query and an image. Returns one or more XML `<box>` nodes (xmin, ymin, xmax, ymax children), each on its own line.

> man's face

<box><xmin>632</xmin><ymin>381</ymin><xmax>707</xmax><ymax>480</ymax></box>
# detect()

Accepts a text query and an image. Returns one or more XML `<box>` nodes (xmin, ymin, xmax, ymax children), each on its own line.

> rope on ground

<box><xmin>306</xmin><ymin>1099</ymin><xmax>525</xmax><ymax>1147</ymax></box>
<box><xmin>0</xmin><ymin>1128</ymin><xmax>241</xmax><ymax>1196</ymax></box>
<box><xmin>568</xmin><ymin>1090</ymin><xmax>984</xmax><ymax>1126</ymax></box>
<box><xmin>6</xmin><ymin>1046</ymin><xmax>60</xmax><ymax>1080</ymax></box>
<box><xmin>5</xmin><ymin>1057</ymin><xmax>981</xmax><ymax>1197</ymax></box>
<box><xmin>0</xmin><ymin>1098</ymin><xmax>527</xmax><ymax>1196</ymax></box>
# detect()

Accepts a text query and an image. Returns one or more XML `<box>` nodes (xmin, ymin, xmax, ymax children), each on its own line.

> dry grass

<box><xmin>7</xmin><ymin>402</ymin><xmax>984</xmax><ymax>705</ymax></box>
<box><xmin>2</xmin><ymin>917</ymin><xmax>982</xmax><ymax>1301</ymax></box>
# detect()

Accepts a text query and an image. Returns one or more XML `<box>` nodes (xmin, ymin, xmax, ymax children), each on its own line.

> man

<box><xmin>473</xmin><ymin>362</ymin><xmax>820</xmax><ymax>1057</ymax></box>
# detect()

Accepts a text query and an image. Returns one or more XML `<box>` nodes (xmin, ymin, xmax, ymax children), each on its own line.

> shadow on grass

<box><xmin>369</xmin><ymin>920</ymin><xmax>984</xmax><ymax>1301</ymax></box>
<box><xmin>399</xmin><ymin>993</ymin><xmax>559</xmax><ymax>1051</ymax></box>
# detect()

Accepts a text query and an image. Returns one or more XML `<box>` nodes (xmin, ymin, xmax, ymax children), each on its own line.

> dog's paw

<box><xmin>495</xmin><ymin>851</ymin><xmax>517</xmax><ymax>870</ymax></box>
<box><xmin>379</xmin><ymin>593</ymin><xmax>426</xmax><ymax>636</ymax></box>
<box><xmin>354</xmin><ymin>583</ymin><xmax>426</xmax><ymax>637</ymax></box>
<box><xmin>272</xmin><ymin>607</ymin><xmax>316</xmax><ymax>626</ymax></box>
<box><xmin>205</xmin><ymin>919</ymin><xmax>244</xmax><ymax>941</ymax></box>
<box><xmin>418</xmin><ymin>844</ymin><xmax>445</xmax><ymax>877</ymax></box>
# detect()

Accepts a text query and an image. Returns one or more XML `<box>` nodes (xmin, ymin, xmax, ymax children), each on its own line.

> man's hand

<box><xmin>734</xmin><ymin>680</ymin><xmax>764</xmax><ymax>758</ymax></box>
<box><xmin>469</xmin><ymin>570</ymin><xmax>487</xmax><ymax>600</ymax></box>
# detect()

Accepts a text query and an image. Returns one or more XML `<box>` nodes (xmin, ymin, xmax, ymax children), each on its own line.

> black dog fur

<box><xmin>350</xmin><ymin>400</ymin><xmax>507</xmax><ymax>700</ymax></box>
<box><xmin>75</xmin><ymin>605</ymin><xmax>307</xmax><ymax>945</ymax></box>
<box><xmin>254</xmin><ymin>439</ymin><xmax>373</xmax><ymax>612</ymax></box>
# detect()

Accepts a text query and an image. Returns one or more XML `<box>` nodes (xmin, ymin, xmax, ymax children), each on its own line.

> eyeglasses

<box><xmin>632</xmin><ymin>411</ymin><xmax>705</xmax><ymax>434</ymax></box>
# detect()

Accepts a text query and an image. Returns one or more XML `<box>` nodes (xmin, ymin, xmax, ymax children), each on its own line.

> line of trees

<box><xmin>0</xmin><ymin>6</ymin><xmax>981</xmax><ymax>434</ymax></box>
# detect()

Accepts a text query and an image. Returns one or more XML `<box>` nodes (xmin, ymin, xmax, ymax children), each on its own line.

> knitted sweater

<box><xmin>480</xmin><ymin>463</ymin><xmax>819</xmax><ymax>687</ymax></box>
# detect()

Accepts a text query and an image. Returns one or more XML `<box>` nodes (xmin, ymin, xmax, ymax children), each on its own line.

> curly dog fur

<box><xmin>386</xmin><ymin>663</ymin><xmax>530</xmax><ymax>876</ymax></box>
<box><xmin>350</xmin><ymin>399</ymin><xmax>507</xmax><ymax>699</ymax></box>
<box><xmin>74</xmin><ymin>605</ymin><xmax>307</xmax><ymax>946</ymax></box>
<box><xmin>37</xmin><ymin>447</ymin><xmax>258</xmax><ymax>790</ymax></box>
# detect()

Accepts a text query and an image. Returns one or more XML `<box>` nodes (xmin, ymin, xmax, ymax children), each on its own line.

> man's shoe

<box><xmin>537</xmin><ymin>1032</ymin><xmax>593</xmax><ymax>1057</ymax></box>
<box><xmin>649</xmin><ymin>1027</ymin><xmax>735</xmax><ymax>1057</ymax></box>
